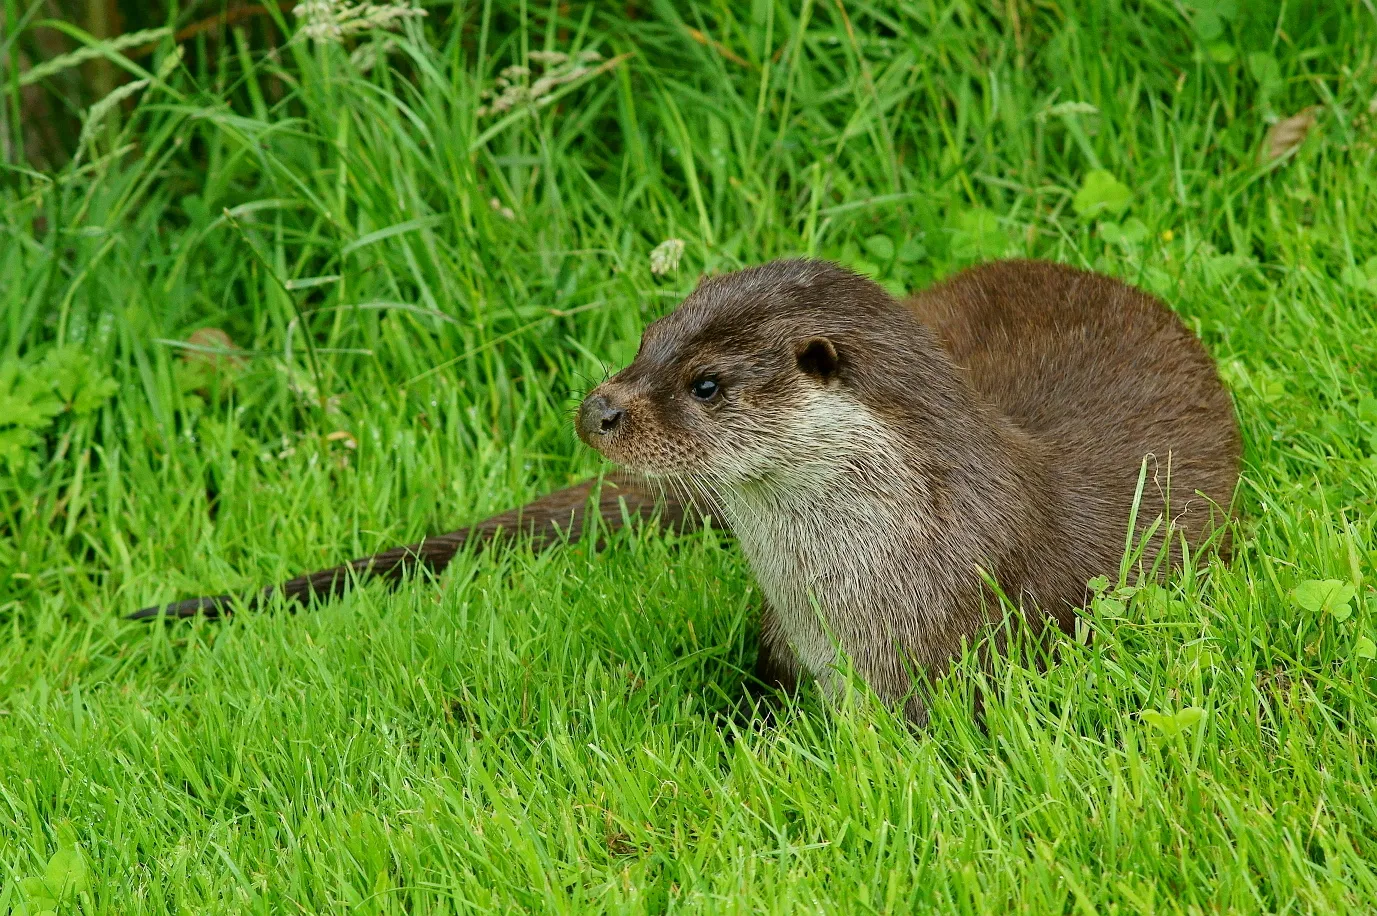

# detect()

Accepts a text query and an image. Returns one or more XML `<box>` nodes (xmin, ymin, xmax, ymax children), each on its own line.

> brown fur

<box><xmin>137</xmin><ymin>259</ymin><xmax>1240</xmax><ymax>729</ymax></box>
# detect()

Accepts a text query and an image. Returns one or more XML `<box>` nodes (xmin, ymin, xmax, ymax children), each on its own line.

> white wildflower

<box><xmin>649</xmin><ymin>239</ymin><xmax>685</xmax><ymax>276</ymax></box>
<box><xmin>293</xmin><ymin>0</ymin><xmax>426</xmax><ymax>45</ymax></box>
<box><xmin>477</xmin><ymin>47</ymin><xmax>614</xmax><ymax>118</ymax></box>
<box><xmin>527</xmin><ymin>51</ymin><xmax>568</xmax><ymax>66</ymax></box>
<box><xmin>349</xmin><ymin>36</ymin><xmax>398</xmax><ymax>72</ymax></box>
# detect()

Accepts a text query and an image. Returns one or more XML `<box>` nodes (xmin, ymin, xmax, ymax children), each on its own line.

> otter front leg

<box><xmin>746</xmin><ymin>604</ymin><xmax>801</xmax><ymax>702</ymax></box>
<box><xmin>817</xmin><ymin>646</ymin><xmax>931</xmax><ymax>728</ymax></box>
<box><xmin>751</xmin><ymin>634</ymin><xmax>801</xmax><ymax>696</ymax></box>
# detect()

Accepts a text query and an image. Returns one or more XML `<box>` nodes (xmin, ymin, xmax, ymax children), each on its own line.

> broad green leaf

<box><xmin>44</xmin><ymin>847</ymin><xmax>90</xmax><ymax>899</ymax></box>
<box><xmin>896</xmin><ymin>238</ymin><xmax>926</xmax><ymax>263</ymax></box>
<box><xmin>0</xmin><ymin>427</ymin><xmax>42</xmax><ymax>463</ymax></box>
<box><xmin>1141</xmin><ymin>706</ymin><xmax>1206</xmax><ymax>738</ymax></box>
<box><xmin>1291</xmin><ymin>579</ymin><xmax>1357</xmax><ymax>620</ymax></box>
<box><xmin>18</xmin><ymin>876</ymin><xmax>57</xmax><ymax>912</ymax></box>
<box><xmin>1358</xmin><ymin>396</ymin><xmax>1377</xmax><ymax>426</ymax></box>
<box><xmin>1356</xmin><ymin>637</ymin><xmax>1376</xmax><ymax>660</ymax></box>
<box><xmin>1093</xmin><ymin>596</ymin><xmax>1126</xmax><ymax>617</ymax></box>
<box><xmin>0</xmin><ymin>391</ymin><xmax>64</xmax><ymax>428</ymax></box>
<box><xmin>1188</xmin><ymin>0</ymin><xmax>1237</xmax><ymax>41</ymax></box>
<box><xmin>850</xmin><ymin>259</ymin><xmax>881</xmax><ymax>279</ymax></box>
<box><xmin>1073</xmin><ymin>170</ymin><xmax>1132</xmax><ymax>219</ymax></box>
<box><xmin>1207</xmin><ymin>42</ymin><xmax>1236</xmax><ymax>64</ymax></box>
<box><xmin>881</xmin><ymin>279</ymin><xmax>908</xmax><ymax>298</ymax></box>
<box><xmin>46</xmin><ymin>347</ymin><xmax>88</xmax><ymax>404</ymax></box>
<box><xmin>71</xmin><ymin>376</ymin><xmax>119</xmax><ymax>415</ymax></box>
<box><xmin>1100</xmin><ymin>218</ymin><xmax>1149</xmax><ymax>245</ymax></box>
<box><xmin>1181</xmin><ymin>642</ymin><xmax>1221</xmax><ymax>671</ymax></box>
<box><xmin>949</xmin><ymin>208</ymin><xmax>1005</xmax><ymax>259</ymax></box>
<box><xmin>863</xmin><ymin>234</ymin><xmax>895</xmax><ymax>262</ymax></box>
<box><xmin>1247</xmin><ymin>52</ymin><xmax>1282</xmax><ymax>93</ymax></box>
<box><xmin>1200</xmin><ymin>251</ymin><xmax>1257</xmax><ymax>284</ymax></box>
<box><xmin>45</xmin><ymin>347</ymin><xmax>118</xmax><ymax>414</ymax></box>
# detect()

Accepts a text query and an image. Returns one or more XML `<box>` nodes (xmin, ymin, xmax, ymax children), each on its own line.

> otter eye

<box><xmin>690</xmin><ymin>376</ymin><xmax>720</xmax><ymax>401</ymax></box>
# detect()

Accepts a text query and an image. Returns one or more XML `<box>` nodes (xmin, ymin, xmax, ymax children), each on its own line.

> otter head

<box><xmin>576</xmin><ymin>259</ymin><xmax>944</xmax><ymax>488</ymax></box>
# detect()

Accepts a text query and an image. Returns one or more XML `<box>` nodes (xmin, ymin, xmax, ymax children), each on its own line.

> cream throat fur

<box><xmin>691</xmin><ymin>389</ymin><xmax>974</xmax><ymax>698</ymax></box>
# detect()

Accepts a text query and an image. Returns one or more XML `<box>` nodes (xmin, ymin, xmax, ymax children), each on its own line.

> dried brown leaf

<box><xmin>182</xmin><ymin>327</ymin><xmax>245</xmax><ymax>368</ymax></box>
<box><xmin>1262</xmin><ymin>106</ymin><xmax>1319</xmax><ymax>163</ymax></box>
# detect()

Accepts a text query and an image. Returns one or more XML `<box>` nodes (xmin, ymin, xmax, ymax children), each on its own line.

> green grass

<box><xmin>3</xmin><ymin>0</ymin><xmax>1377</xmax><ymax>911</ymax></box>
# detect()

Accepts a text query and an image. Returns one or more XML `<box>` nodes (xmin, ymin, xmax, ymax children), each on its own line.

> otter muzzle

<box><xmin>577</xmin><ymin>392</ymin><xmax>626</xmax><ymax>445</ymax></box>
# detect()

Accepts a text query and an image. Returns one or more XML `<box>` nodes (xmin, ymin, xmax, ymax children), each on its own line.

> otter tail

<box><xmin>128</xmin><ymin>473</ymin><xmax>714</xmax><ymax>620</ymax></box>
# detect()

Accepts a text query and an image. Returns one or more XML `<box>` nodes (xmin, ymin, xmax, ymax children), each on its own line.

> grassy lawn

<box><xmin>4</xmin><ymin>1</ymin><xmax>1377</xmax><ymax>911</ymax></box>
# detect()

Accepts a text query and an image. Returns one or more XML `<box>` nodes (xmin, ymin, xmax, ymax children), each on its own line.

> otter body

<box><xmin>137</xmin><ymin>259</ymin><xmax>1239</xmax><ymax>726</ymax></box>
<box><xmin>577</xmin><ymin>259</ymin><xmax>1239</xmax><ymax>722</ymax></box>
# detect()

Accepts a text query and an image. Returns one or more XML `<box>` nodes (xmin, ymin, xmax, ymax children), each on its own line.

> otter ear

<box><xmin>795</xmin><ymin>336</ymin><xmax>840</xmax><ymax>381</ymax></box>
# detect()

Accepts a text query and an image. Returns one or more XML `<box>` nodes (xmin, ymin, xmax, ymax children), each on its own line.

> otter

<box><xmin>133</xmin><ymin>259</ymin><xmax>1240</xmax><ymax>724</ymax></box>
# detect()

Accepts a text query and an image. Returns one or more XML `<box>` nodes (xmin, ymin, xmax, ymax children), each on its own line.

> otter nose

<box><xmin>578</xmin><ymin>393</ymin><xmax>625</xmax><ymax>438</ymax></box>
